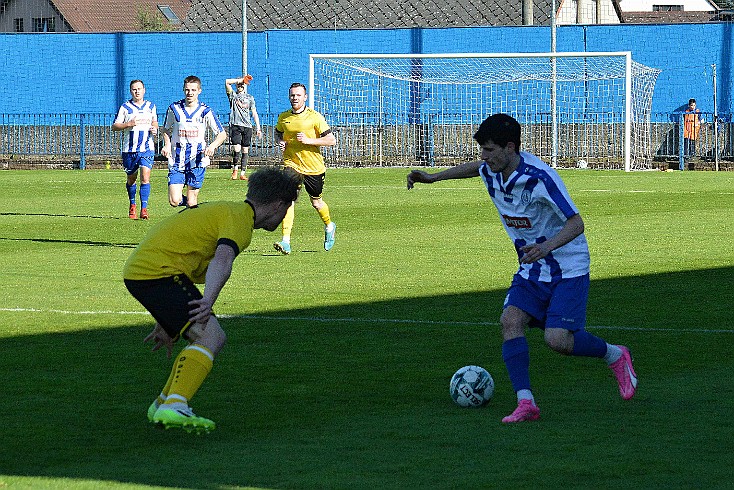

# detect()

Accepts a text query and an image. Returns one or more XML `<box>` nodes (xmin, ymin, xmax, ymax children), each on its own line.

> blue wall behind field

<box><xmin>1</xmin><ymin>23</ymin><xmax>729</xmax><ymax>118</ymax></box>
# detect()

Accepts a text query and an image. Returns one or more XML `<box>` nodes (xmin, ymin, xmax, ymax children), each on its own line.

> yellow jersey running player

<box><xmin>273</xmin><ymin>82</ymin><xmax>337</xmax><ymax>255</ymax></box>
<box><xmin>123</xmin><ymin>167</ymin><xmax>301</xmax><ymax>433</ymax></box>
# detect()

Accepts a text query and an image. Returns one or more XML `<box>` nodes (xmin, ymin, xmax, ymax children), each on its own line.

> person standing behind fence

<box><xmin>161</xmin><ymin>75</ymin><xmax>227</xmax><ymax>208</ymax></box>
<box><xmin>683</xmin><ymin>98</ymin><xmax>703</xmax><ymax>163</ymax></box>
<box><xmin>112</xmin><ymin>80</ymin><xmax>158</xmax><ymax>220</ymax></box>
<box><xmin>273</xmin><ymin>82</ymin><xmax>337</xmax><ymax>255</ymax></box>
<box><xmin>225</xmin><ymin>75</ymin><xmax>262</xmax><ymax>181</ymax></box>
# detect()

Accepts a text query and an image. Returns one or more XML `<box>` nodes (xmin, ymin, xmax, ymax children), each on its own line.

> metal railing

<box><xmin>0</xmin><ymin>112</ymin><xmax>282</xmax><ymax>168</ymax></box>
<box><xmin>1</xmin><ymin>111</ymin><xmax>733</xmax><ymax>170</ymax></box>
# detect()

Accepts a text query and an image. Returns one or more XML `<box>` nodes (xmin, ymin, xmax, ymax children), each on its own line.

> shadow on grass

<box><xmin>0</xmin><ymin>237</ymin><xmax>137</xmax><ymax>248</ymax></box>
<box><xmin>0</xmin><ymin>267</ymin><xmax>732</xmax><ymax>488</ymax></box>
<box><xmin>0</xmin><ymin>212</ymin><xmax>127</xmax><ymax>220</ymax></box>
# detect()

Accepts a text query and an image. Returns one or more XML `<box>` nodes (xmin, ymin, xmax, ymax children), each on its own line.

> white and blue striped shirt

<box><xmin>478</xmin><ymin>151</ymin><xmax>590</xmax><ymax>282</ymax></box>
<box><xmin>113</xmin><ymin>100</ymin><xmax>157</xmax><ymax>154</ymax></box>
<box><xmin>163</xmin><ymin>100</ymin><xmax>223</xmax><ymax>169</ymax></box>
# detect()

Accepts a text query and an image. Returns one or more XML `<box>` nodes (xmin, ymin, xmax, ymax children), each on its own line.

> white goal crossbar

<box><xmin>309</xmin><ymin>52</ymin><xmax>661</xmax><ymax>171</ymax></box>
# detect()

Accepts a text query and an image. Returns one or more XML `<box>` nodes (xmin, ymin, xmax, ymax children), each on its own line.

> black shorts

<box><xmin>229</xmin><ymin>125</ymin><xmax>253</xmax><ymax>147</ymax></box>
<box><xmin>302</xmin><ymin>173</ymin><xmax>325</xmax><ymax>199</ymax></box>
<box><xmin>124</xmin><ymin>275</ymin><xmax>204</xmax><ymax>341</ymax></box>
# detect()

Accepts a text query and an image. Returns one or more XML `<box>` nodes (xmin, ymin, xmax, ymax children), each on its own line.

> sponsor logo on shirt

<box><xmin>178</xmin><ymin>128</ymin><xmax>200</xmax><ymax>138</ymax></box>
<box><xmin>502</xmin><ymin>215</ymin><xmax>531</xmax><ymax>228</ymax></box>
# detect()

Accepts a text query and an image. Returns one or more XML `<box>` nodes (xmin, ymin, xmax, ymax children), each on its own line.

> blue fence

<box><xmin>2</xmin><ymin>110</ymin><xmax>732</xmax><ymax>170</ymax></box>
<box><xmin>0</xmin><ymin>112</ymin><xmax>283</xmax><ymax>169</ymax></box>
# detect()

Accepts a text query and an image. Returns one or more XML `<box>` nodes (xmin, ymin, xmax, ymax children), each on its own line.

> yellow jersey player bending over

<box><xmin>123</xmin><ymin>167</ymin><xmax>301</xmax><ymax>433</ymax></box>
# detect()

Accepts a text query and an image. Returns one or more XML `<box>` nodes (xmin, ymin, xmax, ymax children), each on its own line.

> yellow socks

<box><xmin>317</xmin><ymin>202</ymin><xmax>331</xmax><ymax>226</ymax></box>
<box><xmin>159</xmin><ymin>344</ymin><xmax>214</xmax><ymax>406</ymax></box>
<box><xmin>281</xmin><ymin>203</ymin><xmax>295</xmax><ymax>240</ymax></box>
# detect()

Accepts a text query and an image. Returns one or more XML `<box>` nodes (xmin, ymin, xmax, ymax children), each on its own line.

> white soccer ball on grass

<box><xmin>449</xmin><ymin>365</ymin><xmax>494</xmax><ymax>408</ymax></box>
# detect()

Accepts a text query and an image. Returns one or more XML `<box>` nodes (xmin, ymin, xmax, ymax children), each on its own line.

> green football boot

<box><xmin>152</xmin><ymin>403</ymin><xmax>216</xmax><ymax>434</ymax></box>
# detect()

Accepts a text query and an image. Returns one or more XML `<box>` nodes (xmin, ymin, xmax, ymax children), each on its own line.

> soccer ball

<box><xmin>576</xmin><ymin>159</ymin><xmax>589</xmax><ymax>169</ymax></box>
<box><xmin>449</xmin><ymin>365</ymin><xmax>494</xmax><ymax>408</ymax></box>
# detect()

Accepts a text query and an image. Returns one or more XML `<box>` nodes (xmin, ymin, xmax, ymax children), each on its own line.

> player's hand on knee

<box><xmin>143</xmin><ymin>322</ymin><xmax>174</xmax><ymax>359</ymax></box>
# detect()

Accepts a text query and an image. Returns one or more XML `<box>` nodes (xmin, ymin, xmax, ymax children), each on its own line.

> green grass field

<box><xmin>1</xmin><ymin>167</ymin><xmax>733</xmax><ymax>489</ymax></box>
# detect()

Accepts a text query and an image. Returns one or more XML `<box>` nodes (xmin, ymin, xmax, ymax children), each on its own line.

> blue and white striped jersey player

<box><xmin>111</xmin><ymin>79</ymin><xmax>158</xmax><ymax>220</ymax></box>
<box><xmin>407</xmin><ymin>113</ymin><xmax>638</xmax><ymax>424</ymax></box>
<box><xmin>161</xmin><ymin>75</ymin><xmax>227</xmax><ymax>208</ymax></box>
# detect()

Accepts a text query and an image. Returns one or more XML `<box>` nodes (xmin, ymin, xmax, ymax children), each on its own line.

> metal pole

<box><xmin>79</xmin><ymin>113</ymin><xmax>86</xmax><ymax>170</ymax></box>
<box><xmin>242</xmin><ymin>0</ymin><xmax>247</xmax><ymax>76</ymax></box>
<box><xmin>551</xmin><ymin>0</ymin><xmax>558</xmax><ymax>168</ymax></box>
<box><xmin>713</xmin><ymin>63</ymin><xmax>719</xmax><ymax>171</ymax></box>
<box><xmin>624</xmin><ymin>52</ymin><xmax>631</xmax><ymax>172</ymax></box>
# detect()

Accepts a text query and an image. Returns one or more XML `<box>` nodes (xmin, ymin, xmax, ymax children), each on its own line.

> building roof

<box><xmin>181</xmin><ymin>0</ymin><xmax>554</xmax><ymax>31</ymax></box>
<box><xmin>50</xmin><ymin>0</ymin><xmax>191</xmax><ymax>32</ymax></box>
<box><xmin>622</xmin><ymin>10</ymin><xmax>720</xmax><ymax>23</ymax></box>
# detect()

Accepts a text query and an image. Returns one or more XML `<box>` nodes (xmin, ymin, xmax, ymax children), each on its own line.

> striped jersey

<box><xmin>113</xmin><ymin>100</ymin><xmax>157</xmax><ymax>154</ymax></box>
<box><xmin>478</xmin><ymin>151</ymin><xmax>590</xmax><ymax>282</ymax></box>
<box><xmin>163</xmin><ymin>99</ymin><xmax>223</xmax><ymax>169</ymax></box>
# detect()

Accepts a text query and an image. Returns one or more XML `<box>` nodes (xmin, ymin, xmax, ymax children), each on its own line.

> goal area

<box><xmin>309</xmin><ymin>52</ymin><xmax>661</xmax><ymax>171</ymax></box>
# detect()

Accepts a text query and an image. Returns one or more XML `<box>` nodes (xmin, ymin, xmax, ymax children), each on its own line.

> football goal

<box><xmin>309</xmin><ymin>52</ymin><xmax>661</xmax><ymax>171</ymax></box>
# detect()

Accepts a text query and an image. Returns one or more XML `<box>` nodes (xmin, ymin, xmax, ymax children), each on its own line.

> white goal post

<box><xmin>309</xmin><ymin>52</ymin><xmax>661</xmax><ymax>171</ymax></box>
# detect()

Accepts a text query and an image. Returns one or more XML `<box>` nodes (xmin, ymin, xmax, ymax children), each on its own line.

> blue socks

<box><xmin>571</xmin><ymin>330</ymin><xmax>608</xmax><ymax>358</ymax></box>
<box><xmin>126</xmin><ymin>183</ymin><xmax>137</xmax><ymax>205</ymax></box>
<box><xmin>139</xmin><ymin>183</ymin><xmax>150</xmax><ymax>210</ymax></box>
<box><xmin>502</xmin><ymin>337</ymin><xmax>531</xmax><ymax>393</ymax></box>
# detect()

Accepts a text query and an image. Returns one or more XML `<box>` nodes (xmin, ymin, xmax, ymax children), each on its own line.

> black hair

<box><xmin>246</xmin><ymin>167</ymin><xmax>302</xmax><ymax>204</ymax></box>
<box><xmin>473</xmin><ymin>114</ymin><xmax>521</xmax><ymax>153</ymax></box>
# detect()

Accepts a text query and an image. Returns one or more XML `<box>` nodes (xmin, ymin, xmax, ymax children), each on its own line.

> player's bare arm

<box><xmin>252</xmin><ymin>107</ymin><xmax>262</xmax><ymax>137</ymax></box>
<box><xmin>161</xmin><ymin>131</ymin><xmax>172</xmax><ymax>158</ymax></box>
<box><xmin>519</xmin><ymin>214</ymin><xmax>585</xmax><ymax>264</ymax></box>
<box><xmin>407</xmin><ymin>160</ymin><xmax>482</xmax><ymax>189</ymax></box>
<box><xmin>275</xmin><ymin>130</ymin><xmax>286</xmax><ymax>151</ymax></box>
<box><xmin>295</xmin><ymin>131</ymin><xmax>336</xmax><ymax>147</ymax></box>
<box><xmin>111</xmin><ymin>118</ymin><xmax>137</xmax><ymax>131</ymax></box>
<box><xmin>204</xmin><ymin>130</ymin><xmax>228</xmax><ymax>157</ymax></box>
<box><xmin>187</xmin><ymin>244</ymin><xmax>236</xmax><ymax>325</ymax></box>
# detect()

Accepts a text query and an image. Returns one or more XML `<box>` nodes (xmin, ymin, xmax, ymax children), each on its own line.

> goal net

<box><xmin>309</xmin><ymin>52</ymin><xmax>661</xmax><ymax>171</ymax></box>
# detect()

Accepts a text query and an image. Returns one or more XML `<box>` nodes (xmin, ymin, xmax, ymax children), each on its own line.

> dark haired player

<box><xmin>407</xmin><ymin>113</ymin><xmax>637</xmax><ymax>423</ymax></box>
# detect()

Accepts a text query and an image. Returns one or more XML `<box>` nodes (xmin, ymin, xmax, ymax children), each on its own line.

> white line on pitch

<box><xmin>1</xmin><ymin>307</ymin><xmax>732</xmax><ymax>334</ymax></box>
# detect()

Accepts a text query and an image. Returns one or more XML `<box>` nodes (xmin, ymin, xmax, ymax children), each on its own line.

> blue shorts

<box><xmin>503</xmin><ymin>273</ymin><xmax>589</xmax><ymax>331</ymax></box>
<box><xmin>122</xmin><ymin>151</ymin><xmax>154</xmax><ymax>175</ymax></box>
<box><xmin>168</xmin><ymin>166</ymin><xmax>206</xmax><ymax>189</ymax></box>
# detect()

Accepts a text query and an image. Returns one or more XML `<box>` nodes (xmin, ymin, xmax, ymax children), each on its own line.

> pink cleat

<box><xmin>609</xmin><ymin>345</ymin><xmax>637</xmax><ymax>400</ymax></box>
<box><xmin>502</xmin><ymin>399</ymin><xmax>540</xmax><ymax>423</ymax></box>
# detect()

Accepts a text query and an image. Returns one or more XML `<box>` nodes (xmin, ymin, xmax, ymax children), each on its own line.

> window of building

<box><xmin>157</xmin><ymin>5</ymin><xmax>181</xmax><ymax>24</ymax></box>
<box><xmin>652</xmin><ymin>5</ymin><xmax>683</xmax><ymax>11</ymax></box>
<box><xmin>32</xmin><ymin>17</ymin><xmax>56</xmax><ymax>32</ymax></box>
<box><xmin>14</xmin><ymin>18</ymin><xmax>24</xmax><ymax>32</ymax></box>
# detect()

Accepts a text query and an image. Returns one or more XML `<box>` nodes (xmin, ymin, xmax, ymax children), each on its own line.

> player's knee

<box><xmin>544</xmin><ymin>328</ymin><xmax>573</xmax><ymax>355</ymax></box>
<box><xmin>199</xmin><ymin>316</ymin><xmax>227</xmax><ymax>356</ymax></box>
<box><xmin>500</xmin><ymin>308</ymin><xmax>525</xmax><ymax>339</ymax></box>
